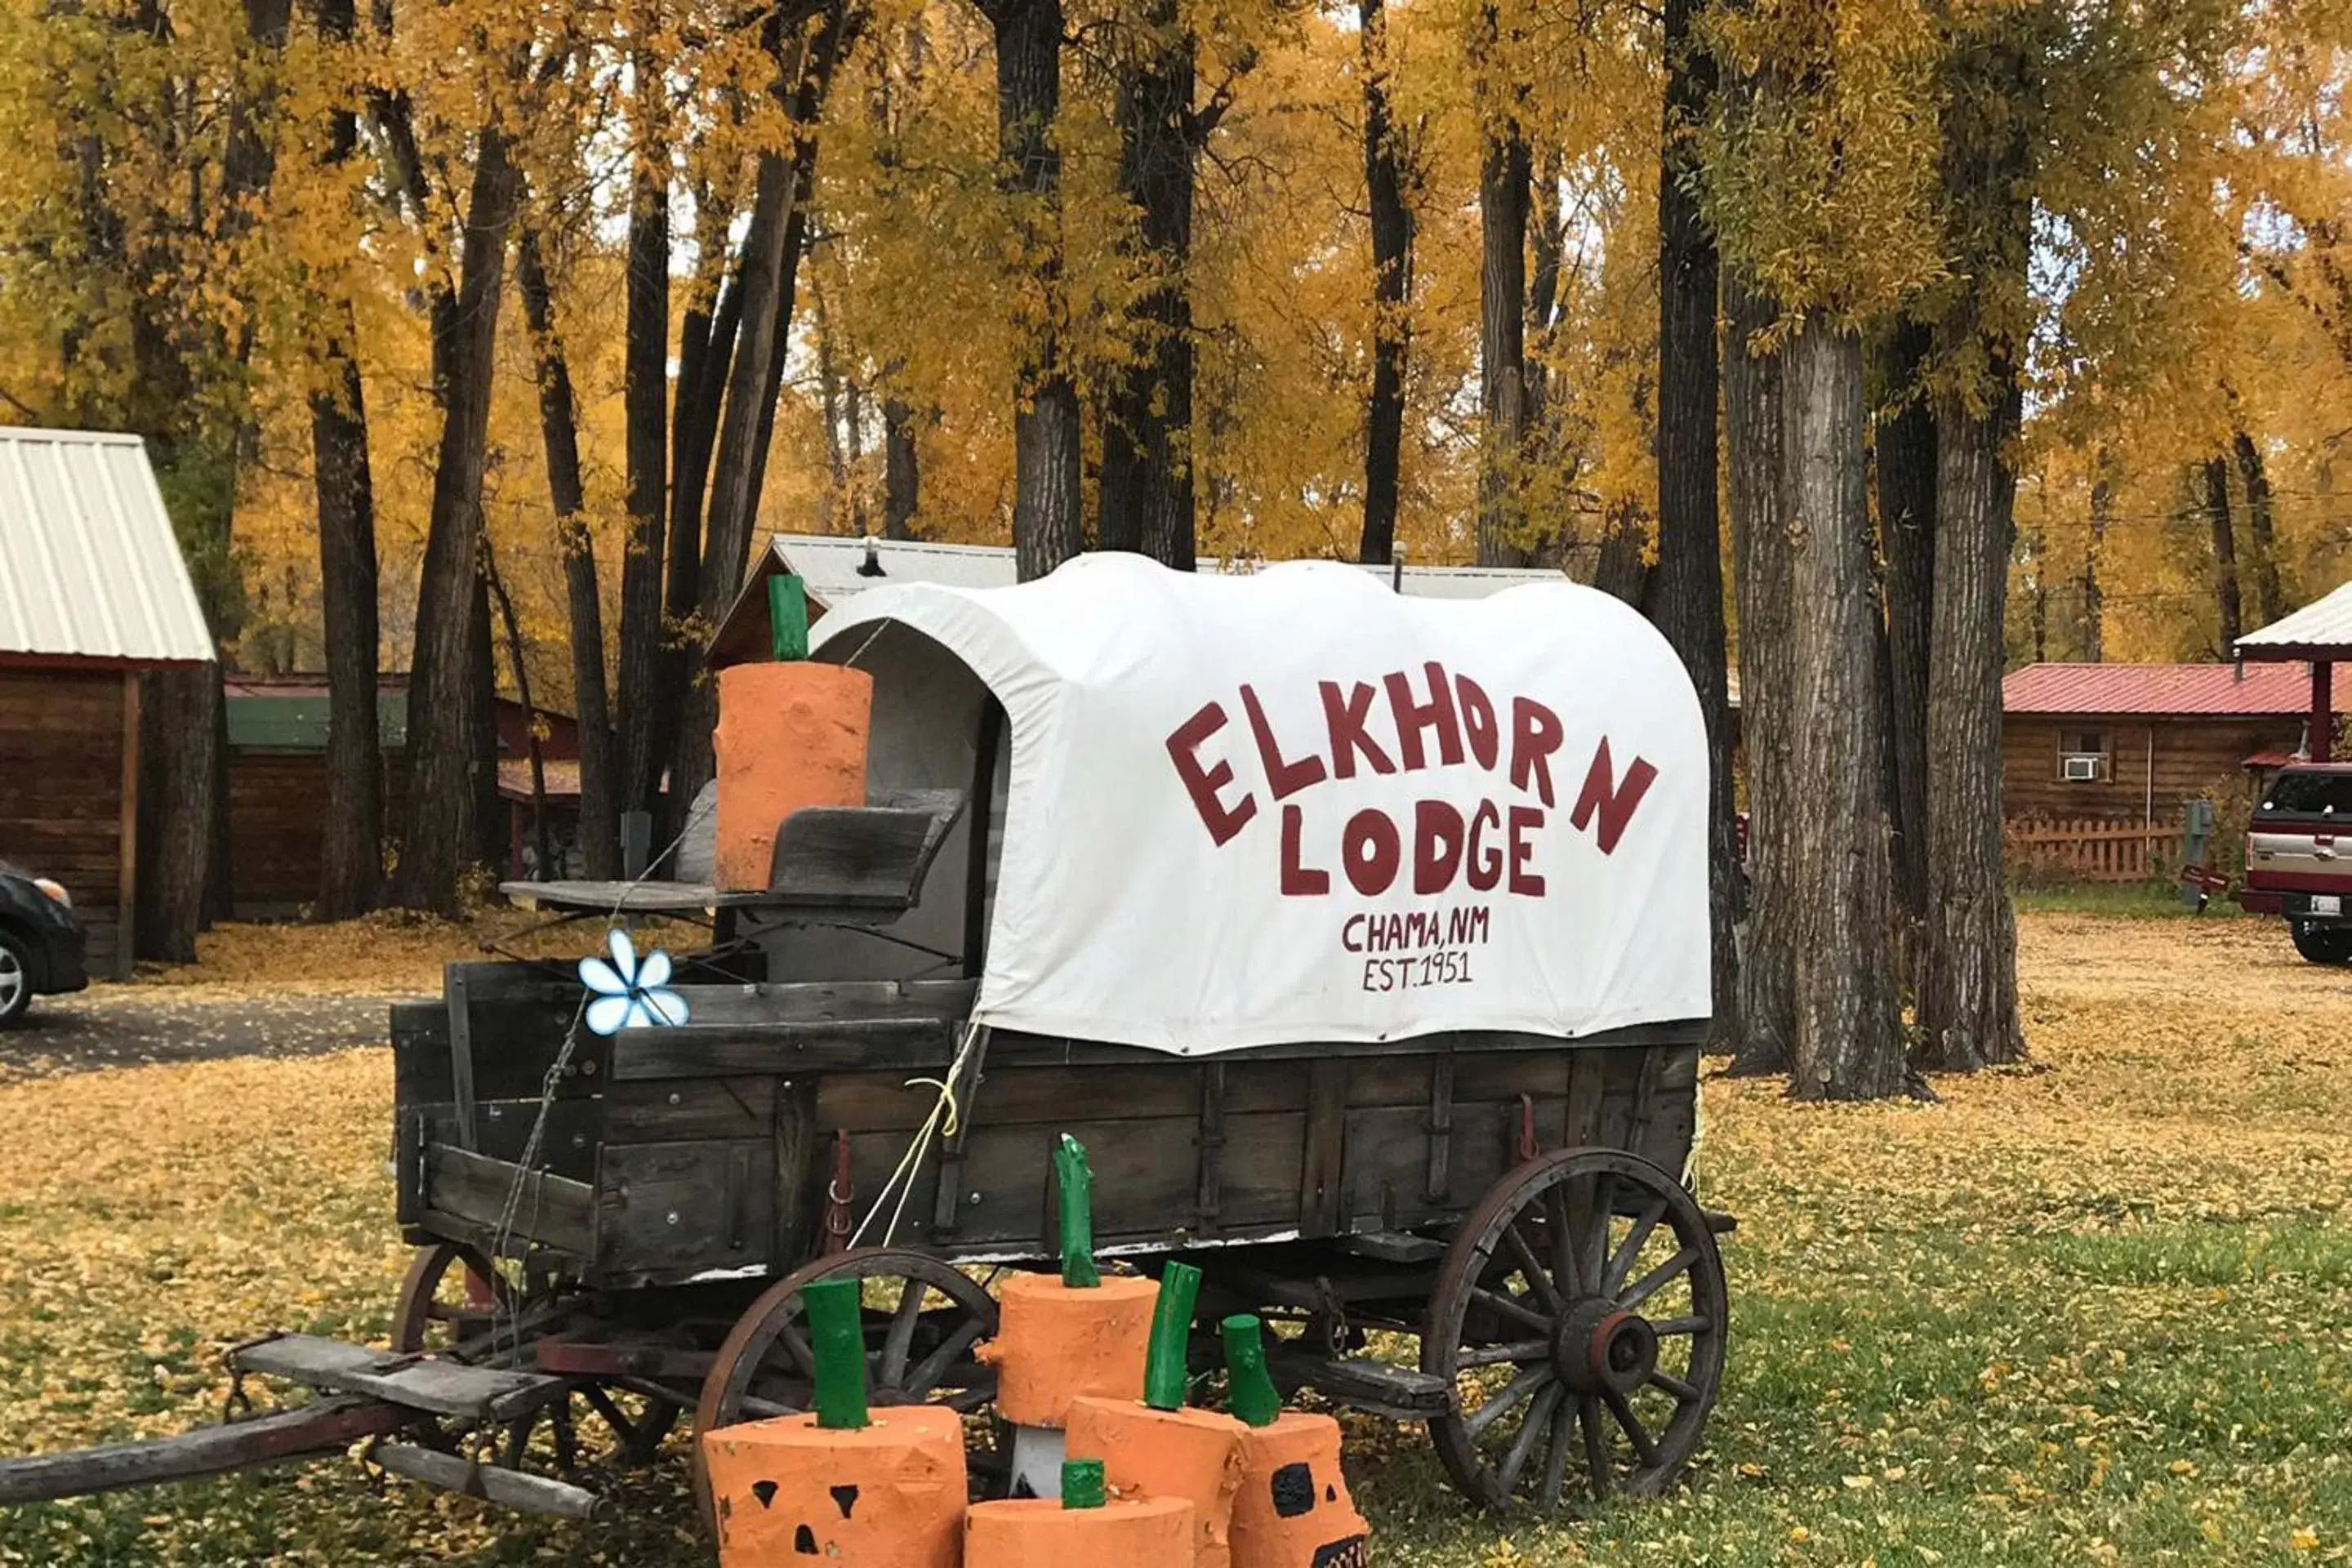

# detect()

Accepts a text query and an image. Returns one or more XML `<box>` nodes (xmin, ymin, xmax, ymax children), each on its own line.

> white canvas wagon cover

<box><xmin>810</xmin><ymin>554</ymin><xmax>1708</xmax><ymax>1054</ymax></box>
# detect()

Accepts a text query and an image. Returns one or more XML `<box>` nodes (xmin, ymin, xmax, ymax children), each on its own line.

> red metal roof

<box><xmin>2002</xmin><ymin>662</ymin><xmax>2341</xmax><ymax>717</ymax></box>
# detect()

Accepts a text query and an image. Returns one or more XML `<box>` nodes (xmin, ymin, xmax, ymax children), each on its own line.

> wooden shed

<box><xmin>0</xmin><ymin>429</ymin><xmax>215</xmax><ymax>976</ymax></box>
<box><xmin>2001</xmin><ymin>662</ymin><xmax>2339</xmax><ymax>829</ymax></box>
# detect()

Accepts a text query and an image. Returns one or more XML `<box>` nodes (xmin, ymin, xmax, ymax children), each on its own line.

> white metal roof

<box><xmin>2237</xmin><ymin>581</ymin><xmax>2352</xmax><ymax>659</ymax></box>
<box><xmin>0</xmin><ymin>428</ymin><xmax>213</xmax><ymax>664</ymax></box>
<box><xmin>711</xmin><ymin>532</ymin><xmax>1571</xmax><ymax>666</ymax></box>
<box><xmin>777</xmin><ymin>532</ymin><xmax>1563</xmax><ymax>608</ymax></box>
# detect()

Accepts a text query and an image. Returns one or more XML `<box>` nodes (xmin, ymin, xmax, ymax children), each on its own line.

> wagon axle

<box><xmin>1558</xmin><ymin>1303</ymin><xmax>1660</xmax><ymax>1398</ymax></box>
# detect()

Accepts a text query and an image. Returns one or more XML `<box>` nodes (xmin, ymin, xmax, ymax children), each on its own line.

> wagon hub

<box><xmin>1554</xmin><ymin>1301</ymin><xmax>1657</xmax><ymax>1396</ymax></box>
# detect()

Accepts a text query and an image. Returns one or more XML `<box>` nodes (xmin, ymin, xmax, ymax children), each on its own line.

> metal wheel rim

<box><xmin>1422</xmin><ymin>1147</ymin><xmax>1726</xmax><ymax>1512</ymax></box>
<box><xmin>0</xmin><ymin>942</ymin><xmax>24</xmax><ymax>1016</ymax></box>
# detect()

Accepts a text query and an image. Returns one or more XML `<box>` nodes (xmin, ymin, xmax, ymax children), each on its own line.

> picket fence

<box><xmin>2005</xmin><ymin>817</ymin><xmax>2176</xmax><ymax>883</ymax></box>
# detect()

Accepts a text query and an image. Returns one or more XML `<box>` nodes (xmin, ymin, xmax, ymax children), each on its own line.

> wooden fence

<box><xmin>2005</xmin><ymin>818</ymin><xmax>2177</xmax><ymax>883</ymax></box>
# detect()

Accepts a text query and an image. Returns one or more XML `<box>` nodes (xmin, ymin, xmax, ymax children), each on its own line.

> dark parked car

<box><xmin>0</xmin><ymin>862</ymin><xmax>87</xmax><ymax>1026</ymax></box>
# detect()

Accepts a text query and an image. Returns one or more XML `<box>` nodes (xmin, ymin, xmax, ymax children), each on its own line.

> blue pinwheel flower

<box><xmin>580</xmin><ymin>929</ymin><xmax>689</xmax><ymax>1036</ymax></box>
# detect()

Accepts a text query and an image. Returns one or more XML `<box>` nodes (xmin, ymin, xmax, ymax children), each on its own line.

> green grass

<box><xmin>3</xmin><ymin>913</ymin><xmax>2349</xmax><ymax>1565</ymax></box>
<box><xmin>2011</xmin><ymin>881</ymin><xmax>2249</xmax><ymax>920</ymax></box>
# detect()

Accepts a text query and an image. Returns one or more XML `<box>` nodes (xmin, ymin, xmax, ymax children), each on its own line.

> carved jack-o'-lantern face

<box><xmin>1263</xmin><ymin>1456</ymin><xmax>1368</xmax><ymax>1568</ymax></box>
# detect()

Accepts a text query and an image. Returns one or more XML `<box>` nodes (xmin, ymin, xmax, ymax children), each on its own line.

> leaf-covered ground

<box><xmin>1</xmin><ymin>911</ymin><xmax>2345</xmax><ymax>1565</ymax></box>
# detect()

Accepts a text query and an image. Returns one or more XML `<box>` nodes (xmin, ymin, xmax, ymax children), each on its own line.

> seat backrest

<box><xmin>765</xmin><ymin>788</ymin><xmax>968</xmax><ymax>911</ymax></box>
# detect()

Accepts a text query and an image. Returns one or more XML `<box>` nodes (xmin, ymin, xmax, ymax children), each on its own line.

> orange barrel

<box><xmin>1228</xmin><ymin>1412</ymin><xmax>1369</xmax><ymax>1568</ymax></box>
<box><xmin>965</xmin><ymin>1494</ymin><xmax>1196</xmax><ymax>1568</ymax></box>
<box><xmin>977</xmin><ymin>1272</ymin><xmax>1160</xmax><ymax>1428</ymax></box>
<box><xmin>701</xmin><ymin>1405</ymin><xmax>965</xmax><ymax>1568</ymax></box>
<box><xmin>1066</xmin><ymin>1396</ymin><xmax>1246</xmax><ymax>1568</ymax></box>
<box><xmin>713</xmin><ymin>662</ymin><xmax>874</xmax><ymax>891</ymax></box>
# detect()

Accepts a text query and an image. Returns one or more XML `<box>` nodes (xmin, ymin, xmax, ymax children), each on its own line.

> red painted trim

<box><xmin>2236</xmin><ymin>889</ymin><xmax>2287</xmax><ymax>915</ymax></box>
<box><xmin>2244</xmin><ymin>870</ymin><xmax>2352</xmax><ymax>894</ymax></box>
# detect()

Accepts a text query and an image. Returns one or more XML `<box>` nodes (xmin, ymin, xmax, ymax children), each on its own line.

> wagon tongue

<box><xmin>0</xmin><ymin>1330</ymin><xmax>586</xmax><ymax>1516</ymax></box>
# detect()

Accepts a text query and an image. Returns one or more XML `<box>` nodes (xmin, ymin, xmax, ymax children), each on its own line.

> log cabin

<box><xmin>2001</xmin><ymin>662</ymin><xmax>2342</xmax><ymax>830</ymax></box>
<box><xmin>0</xmin><ymin>430</ymin><xmax>215</xmax><ymax>976</ymax></box>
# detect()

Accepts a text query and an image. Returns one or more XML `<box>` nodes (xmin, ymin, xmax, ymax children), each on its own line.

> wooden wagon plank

<box><xmin>594</xmin><ymin>1139</ymin><xmax>776</xmax><ymax>1276</ymax></box>
<box><xmin>423</xmin><ymin>1145</ymin><xmax>597</xmax><ymax>1258</ymax></box>
<box><xmin>229</xmin><ymin>1334</ymin><xmax>567</xmax><ymax>1423</ymax></box>
<box><xmin>609</xmin><ymin>1019</ymin><xmax>955</xmax><ymax>1080</ymax></box>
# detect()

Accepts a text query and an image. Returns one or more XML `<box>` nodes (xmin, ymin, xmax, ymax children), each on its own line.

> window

<box><xmin>2258</xmin><ymin>770</ymin><xmax>2352</xmax><ymax>819</ymax></box>
<box><xmin>2058</xmin><ymin>728</ymin><xmax>2109</xmax><ymax>783</ymax></box>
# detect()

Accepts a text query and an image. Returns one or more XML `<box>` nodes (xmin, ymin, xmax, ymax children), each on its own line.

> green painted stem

<box><xmin>1221</xmin><ymin>1314</ymin><xmax>1283</xmax><ymax>1428</ymax></box>
<box><xmin>1061</xmin><ymin>1459</ymin><xmax>1107</xmax><ymax>1510</ymax></box>
<box><xmin>802</xmin><ymin>1276</ymin><xmax>869</xmax><ymax>1430</ymax></box>
<box><xmin>768</xmin><ymin>574</ymin><xmax>809</xmax><ymax>662</ymax></box>
<box><xmin>1054</xmin><ymin>1134</ymin><xmax>1101</xmax><ymax>1288</ymax></box>
<box><xmin>1142</xmin><ymin>1261</ymin><xmax>1201</xmax><ymax>1411</ymax></box>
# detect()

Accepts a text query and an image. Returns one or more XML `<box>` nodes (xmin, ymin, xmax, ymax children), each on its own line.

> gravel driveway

<box><xmin>0</xmin><ymin>985</ymin><xmax>410</xmax><ymax>1078</ymax></box>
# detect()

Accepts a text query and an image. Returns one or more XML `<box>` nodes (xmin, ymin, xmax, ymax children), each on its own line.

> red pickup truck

<box><xmin>2243</xmin><ymin>763</ymin><xmax>2352</xmax><ymax>963</ymax></box>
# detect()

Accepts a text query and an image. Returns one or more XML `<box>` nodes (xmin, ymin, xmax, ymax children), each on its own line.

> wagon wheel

<box><xmin>1422</xmin><ymin>1148</ymin><xmax>1726</xmax><ymax>1511</ymax></box>
<box><xmin>389</xmin><ymin>1242</ymin><xmax>519</xmax><ymax>1357</ymax></box>
<box><xmin>693</xmin><ymin>1247</ymin><xmax>1001</xmax><ymax>1521</ymax></box>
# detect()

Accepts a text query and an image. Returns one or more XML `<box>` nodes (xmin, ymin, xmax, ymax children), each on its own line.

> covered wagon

<box><xmin>1</xmin><ymin>555</ymin><xmax>1731</xmax><ymax>1522</ymax></box>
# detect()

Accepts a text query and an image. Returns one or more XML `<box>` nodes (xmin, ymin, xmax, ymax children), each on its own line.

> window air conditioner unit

<box><xmin>2062</xmin><ymin>754</ymin><xmax>2101</xmax><ymax>782</ymax></box>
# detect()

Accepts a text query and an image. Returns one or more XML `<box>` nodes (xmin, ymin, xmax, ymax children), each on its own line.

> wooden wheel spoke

<box><xmin>1647</xmin><ymin>1314</ymin><xmax>1712</xmax><ymax>1338</ymax></box>
<box><xmin>777</xmin><ymin>1321</ymin><xmax>816</xmax><ymax>1374</ymax></box>
<box><xmin>880</xmin><ymin>1284</ymin><xmax>928</xmax><ymax>1388</ymax></box>
<box><xmin>1495</xmin><ymin>1383</ymin><xmax>1561</xmax><ymax>1494</ymax></box>
<box><xmin>1462</xmin><ymin>1365</ymin><xmax>1552</xmax><ymax>1442</ymax></box>
<box><xmin>1601</xmin><ymin>1200</ymin><xmax>1668</xmax><ymax>1299</ymax></box>
<box><xmin>1501</xmin><ymin>1221</ymin><xmax>1563</xmax><ymax>1313</ymax></box>
<box><xmin>1544</xmin><ymin>1181</ymin><xmax>1582</xmax><ymax>1297</ymax></box>
<box><xmin>1581</xmin><ymin>1174</ymin><xmax>1615</xmax><ymax>1300</ymax></box>
<box><xmin>1619</xmin><ymin>1245</ymin><xmax>1699</xmax><ymax>1313</ymax></box>
<box><xmin>1602</xmin><ymin>1387</ymin><xmax>1659</xmax><ymax>1466</ymax></box>
<box><xmin>1648</xmin><ymin>1368</ymin><xmax>1699</xmax><ymax>1404</ymax></box>
<box><xmin>1579</xmin><ymin>1393</ymin><xmax>1612</xmax><ymax>1498</ymax></box>
<box><xmin>1468</xmin><ymin>1285</ymin><xmax>1553</xmax><ymax>1335</ymax></box>
<box><xmin>904</xmin><ymin>1316</ymin><xmax>987</xmax><ymax>1395</ymax></box>
<box><xmin>1456</xmin><ymin>1339</ymin><xmax>1548</xmax><ymax>1369</ymax></box>
<box><xmin>1538</xmin><ymin>1384</ymin><xmax>1576</xmax><ymax>1512</ymax></box>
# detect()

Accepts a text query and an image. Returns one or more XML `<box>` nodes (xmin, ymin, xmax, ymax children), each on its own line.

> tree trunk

<box><xmin>645</xmin><ymin>206</ymin><xmax>742</xmax><ymax>829</ymax></box>
<box><xmin>516</xmin><ymin>230</ymin><xmax>621</xmax><ymax>880</ymax></box>
<box><xmin>2082</xmin><ymin>459</ymin><xmax>2108</xmax><ymax>661</ymax></box>
<box><xmin>1725</xmin><ymin>276</ymin><xmax>1793</xmax><ymax>1077</ymax></box>
<box><xmin>982</xmin><ymin>0</ymin><xmax>1082</xmax><ymax>579</ymax></box>
<box><xmin>884</xmin><ymin>396</ymin><xmax>920</xmax><ymax>538</ymax></box>
<box><xmin>1873</xmin><ymin>318</ymin><xmax>1934</xmax><ymax>958</ymax></box>
<box><xmin>672</xmin><ymin>16</ymin><xmax>848</xmax><ymax>825</ymax></box>
<box><xmin>2204</xmin><ymin>456</ymin><xmax>2243</xmax><ymax>651</ymax></box>
<box><xmin>1918</xmin><ymin>369</ymin><xmax>2027</xmax><ymax>1070</ymax></box>
<box><xmin>2234</xmin><ymin>429</ymin><xmax>2285</xmax><ymax>627</ymax></box>
<box><xmin>1475</xmin><ymin>81</ymin><xmax>1530</xmax><ymax>568</ymax></box>
<box><xmin>311</xmin><ymin>344</ymin><xmax>380</xmax><ymax>916</ymax></box>
<box><xmin>1357</xmin><ymin>0</ymin><xmax>1410</xmax><ymax>567</ymax></box>
<box><xmin>1781</xmin><ymin>318</ymin><xmax>1910</xmax><ymax>1100</ymax></box>
<box><xmin>309</xmin><ymin>0</ymin><xmax>379</xmax><ymax>920</ymax></box>
<box><xmin>470</xmin><ymin>573</ymin><xmax>504</xmax><ymax>874</ymax></box>
<box><xmin>136</xmin><ymin>664</ymin><xmax>220</xmax><ymax>964</ymax></box>
<box><xmin>1917</xmin><ymin>28</ymin><xmax>2029</xmax><ymax>1073</ymax></box>
<box><xmin>1100</xmin><ymin>1</ymin><xmax>1198</xmax><ymax>568</ymax></box>
<box><xmin>614</xmin><ymin>63</ymin><xmax>670</xmax><ymax>822</ymax></box>
<box><xmin>1649</xmin><ymin>0</ymin><xmax>1735</xmax><ymax>1045</ymax></box>
<box><xmin>388</xmin><ymin>126</ymin><xmax>522</xmax><ymax>914</ymax></box>
<box><xmin>1592</xmin><ymin>506</ymin><xmax>1650</xmax><ymax>606</ymax></box>
<box><xmin>483</xmin><ymin>543</ymin><xmax>550</xmax><ymax>880</ymax></box>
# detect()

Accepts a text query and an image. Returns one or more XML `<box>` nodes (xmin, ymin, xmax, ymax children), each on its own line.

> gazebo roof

<box><xmin>2236</xmin><ymin>581</ymin><xmax>2352</xmax><ymax>661</ymax></box>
